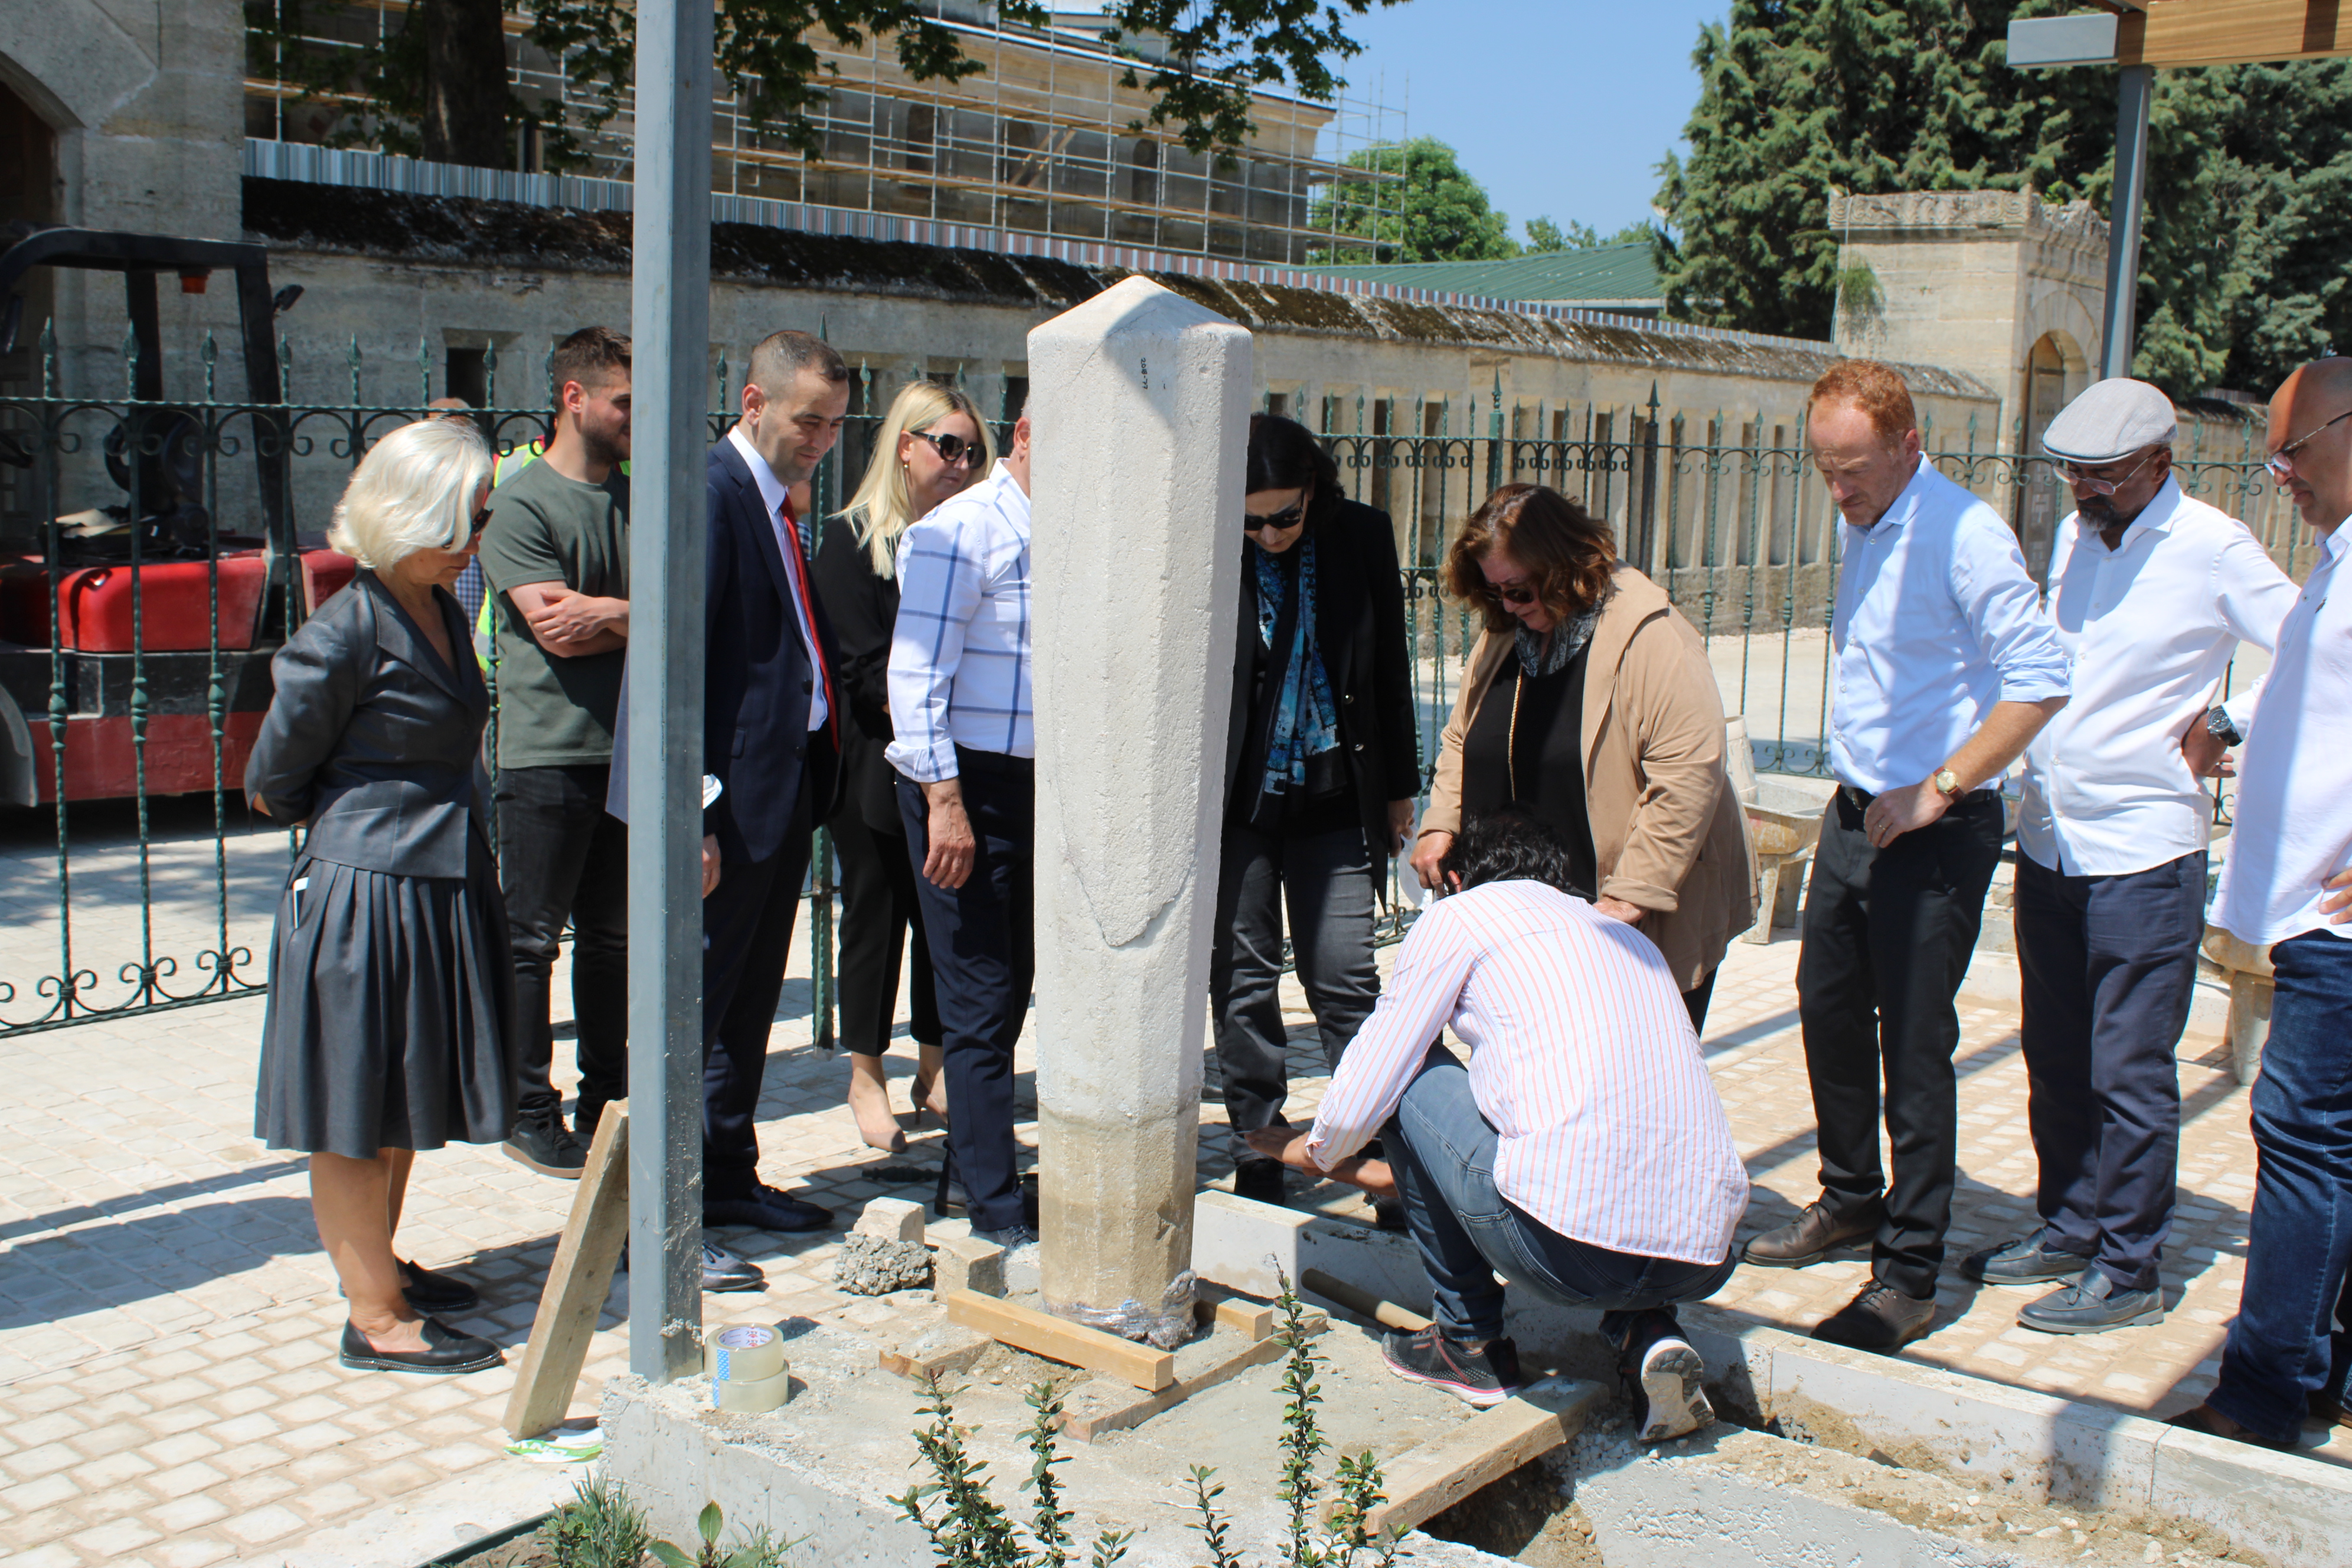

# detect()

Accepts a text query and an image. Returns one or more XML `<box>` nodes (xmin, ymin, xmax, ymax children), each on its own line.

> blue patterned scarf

<box><xmin>1255</xmin><ymin>536</ymin><xmax>1342</xmax><ymax>799</ymax></box>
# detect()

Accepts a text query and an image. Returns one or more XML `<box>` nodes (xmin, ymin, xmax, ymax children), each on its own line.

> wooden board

<box><xmin>2120</xmin><ymin>1</ymin><xmax>2352</xmax><ymax>67</ymax></box>
<box><xmin>877</xmin><ymin>1324</ymin><xmax>996</xmax><ymax>1383</ymax></box>
<box><xmin>940</xmin><ymin>1289</ymin><xmax>1177</xmax><ymax>1391</ymax></box>
<box><xmin>1301</xmin><ymin>1268</ymin><xmax>1432</xmax><ymax>1334</ymax></box>
<box><xmin>1061</xmin><ymin>1305</ymin><xmax>1327</xmax><ymax>1442</ymax></box>
<box><xmin>502</xmin><ymin>1104</ymin><xmax>631</xmax><ymax>1440</ymax></box>
<box><xmin>1193</xmin><ymin>1285</ymin><xmax>1275</xmax><ymax>1342</ymax></box>
<box><xmin>1358</xmin><ymin>1377</ymin><xmax>1608</xmax><ymax>1541</ymax></box>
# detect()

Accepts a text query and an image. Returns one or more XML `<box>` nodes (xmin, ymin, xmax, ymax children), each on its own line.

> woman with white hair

<box><xmin>811</xmin><ymin>380</ymin><xmax>992</xmax><ymax>1150</ymax></box>
<box><xmin>246</xmin><ymin>416</ymin><xmax>513</xmax><ymax>1375</ymax></box>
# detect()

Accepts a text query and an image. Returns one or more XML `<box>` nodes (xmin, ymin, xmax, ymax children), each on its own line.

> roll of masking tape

<box><xmin>710</xmin><ymin>1365</ymin><xmax>790</xmax><ymax>1414</ymax></box>
<box><xmin>708</xmin><ymin>1324</ymin><xmax>785</xmax><ymax>1384</ymax></box>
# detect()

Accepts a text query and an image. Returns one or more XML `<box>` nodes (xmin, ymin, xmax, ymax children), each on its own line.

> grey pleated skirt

<box><xmin>254</xmin><ymin>830</ymin><xmax>517</xmax><ymax>1159</ymax></box>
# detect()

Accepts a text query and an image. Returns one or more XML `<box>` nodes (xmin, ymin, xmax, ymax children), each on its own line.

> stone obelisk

<box><xmin>1028</xmin><ymin>276</ymin><xmax>1251</xmax><ymax>1348</ymax></box>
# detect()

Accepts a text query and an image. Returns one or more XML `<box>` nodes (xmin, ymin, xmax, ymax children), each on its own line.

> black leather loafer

<box><xmin>700</xmin><ymin>1240</ymin><xmax>766</xmax><ymax>1292</ymax></box>
<box><xmin>339</xmin><ymin>1317</ymin><xmax>504</xmax><ymax>1374</ymax></box>
<box><xmin>1811</xmin><ymin>1280</ymin><xmax>1936</xmax><ymax>1353</ymax></box>
<box><xmin>1961</xmin><ymin>1231</ymin><xmax>2089</xmax><ymax>1286</ymax></box>
<box><xmin>1233</xmin><ymin>1159</ymin><xmax>1286</xmax><ymax>1204</ymax></box>
<box><xmin>398</xmin><ymin>1258</ymin><xmax>479</xmax><ymax>1314</ymax></box>
<box><xmin>1742</xmin><ymin>1199</ymin><xmax>1883</xmax><ymax>1269</ymax></box>
<box><xmin>705</xmin><ymin>1185</ymin><xmax>834</xmax><ymax>1233</ymax></box>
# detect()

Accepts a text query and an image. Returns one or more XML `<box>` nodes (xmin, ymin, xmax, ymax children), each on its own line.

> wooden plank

<box><xmin>877</xmin><ymin>1324</ymin><xmax>996</xmax><ymax>1383</ymax></box>
<box><xmin>1193</xmin><ymin>1285</ymin><xmax>1275</xmax><ymax>1342</ymax></box>
<box><xmin>1063</xmin><ymin>1306</ymin><xmax>1327</xmax><ymax>1442</ymax></box>
<box><xmin>940</xmin><ymin>1289</ymin><xmax>1177</xmax><ymax>1391</ymax></box>
<box><xmin>1357</xmin><ymin>1378</ymin><xmax>1608</xmax><ymax>1542</ymax></box>
<box><xmin>1301</xmin><ymin>1268</ymin><xmax>1433</xmax><ymax>1334</ymax></box>
<box><xmin>502</xmin><ymin>1105</ymin><xmax>631</xmax><ymax>1439</ymax></box>
<box><xmin>2119</xmin><ymin>1</ymin><xmax>2352</xmax><ymax>67</ymax></box>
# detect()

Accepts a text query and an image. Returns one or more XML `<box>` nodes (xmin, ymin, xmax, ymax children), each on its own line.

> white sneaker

<box><xmin>1632</xmin><ymin>1333</ymin><xmax>1714</xmax><ymax>1442</ymax></box>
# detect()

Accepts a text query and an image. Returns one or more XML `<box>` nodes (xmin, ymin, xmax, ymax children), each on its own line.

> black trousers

<box><xmin>495</xmin><ymin>762</ymin><xmax>629</xmax><ymax>1123</ymax></box>
<box><xmin>1796</xmin><ymin>788</ymin><xmax>2004</xmax><ymax>1298</ymax></box>
<box><xmin>2014</xmin><ymin>849</ymin><xmax>2203</xmax><ymax>1294</ymax></box>
<box><xmin>699</xmin><ymin>769</ymin><xmax>817</xmax><ymax>1199</ymax></box>
<box><xmin>899</xmin><ymin>755</ymin><xmax>1034</xmax><ymax>1233</ymax></box>
<box><xmin>827</xmin><ymin>803</ymin><xmax>941</xmax><ymax>1056</ymax></box>
<box><xmin>1208</xmin><ymin>819</ymin><xmax>1381</xmax><ymax>1162</ymax></box>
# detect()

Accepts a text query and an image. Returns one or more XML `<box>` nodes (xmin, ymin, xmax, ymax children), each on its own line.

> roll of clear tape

<box><xmin>707</xmin><ymin>1324</ymin><xmax>785</xmax><ymax>1383</ymax></box>
<box><xmin>710</xmin><ymin>1365</ymin><xmax>790</xmax><ymax>1413</ymax></box>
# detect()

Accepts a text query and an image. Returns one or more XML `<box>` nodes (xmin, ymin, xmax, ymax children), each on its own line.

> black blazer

<box><xmin>809</xmin><ymin>511</ymin><xmax>904</xmax><ymax>836</ymax></box>
<box><xmin>1225</xmin><ymin>497</ymin><xmax>1422</xmax><ymax>874</ymax></box>
<box><xmin>244</xmin><ymin>571</ymin><xmax>491</xmax><ymax>878</ymax></box>
<box><xmin>701</xmin><ymin>436</ymin><xmax>841</xmax><ymax>865</ymax></box>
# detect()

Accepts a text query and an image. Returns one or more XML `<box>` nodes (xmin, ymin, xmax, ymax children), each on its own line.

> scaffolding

<box><xmin>243</xmin><ymin>1</ymin><xmax>1404</xmax><ymax>267</ymax></box>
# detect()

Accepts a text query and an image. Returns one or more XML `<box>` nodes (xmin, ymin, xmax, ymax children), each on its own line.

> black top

<box><xmin>809</xmin><ymin>512</ymin><xmax>904</xmax><ymax>835</ymax></box>
<box><xmin>1230</xmin><ymin>541</ymin><xmax>1354</xmax><ymax>835</ymax></box>
<box><xmin>1459</xmin><ymin>646</ymin><xmax>1600</xmax><ymax>901</ymax></box>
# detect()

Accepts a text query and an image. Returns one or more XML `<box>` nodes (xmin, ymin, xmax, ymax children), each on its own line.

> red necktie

<box><xmin>777</xmin><ymin>497</ymin><xmax>838</xmax><ymax>744</ymax></box>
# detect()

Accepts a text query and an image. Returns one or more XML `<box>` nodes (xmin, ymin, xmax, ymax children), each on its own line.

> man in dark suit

<box><xmin>695</xmin><ymin>329</ymin><xmax>851</xmax><ymax>1231</ymax></box>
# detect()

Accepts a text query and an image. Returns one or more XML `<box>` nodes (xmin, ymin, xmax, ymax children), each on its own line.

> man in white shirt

<box><xmin>887</xmin><ymin>406</ymin><xmax>1037</xmax><ymax>1250</ymax></box>
<box><xmin>1969</xmin><ymin>379</ymin><xmax>2296</xmax><ymax>1338</ymax></box>
<box><xmin>1248</xmin><ymin>809</ymin><xmax>1749</xmax><ymax>1440</ymax></box>
<box><xmin>2171</xmin><ymin>357</ymin><xmax>2352</xmax><ymax>1451</ymax></box>
<box><xmin>1742</xmin><ymin>360</ymin><xmax>2070</xmax><ymax>1354</ymax></box>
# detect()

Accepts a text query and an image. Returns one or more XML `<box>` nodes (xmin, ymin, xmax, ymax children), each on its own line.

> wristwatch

<box><xmin>2205</xmin><ymin>707</ymin><xmax>2243</xmax><ymax>747</ymax></box>
<box><xmin>1932</xmin><ymin>767</ymin><xmax>1963</xmax><ymax>800</ymax></box>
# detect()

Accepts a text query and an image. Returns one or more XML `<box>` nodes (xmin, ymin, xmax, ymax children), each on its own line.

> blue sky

<box><xmin>1328</xmin><ymin>0</ymin><xmax>1732</xmax><ymax>242</ymax></box>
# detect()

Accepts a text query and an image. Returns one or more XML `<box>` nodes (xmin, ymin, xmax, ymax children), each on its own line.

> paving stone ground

<box><xmin>3</xmin><ymin>824</ymin><xmax>2347</xmax><ymax>1566</ymax></box>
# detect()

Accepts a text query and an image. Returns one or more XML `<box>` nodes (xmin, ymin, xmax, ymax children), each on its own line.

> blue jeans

<box><xmin>1388</xmin><ymin>1046</ymin><xmax>1736</xmax><ymax>1343</ymax></box>
<box><xmin>2209</xmin><ymin>930</ymin><xmax>2352</xmax><ymax>1442</ymax></box>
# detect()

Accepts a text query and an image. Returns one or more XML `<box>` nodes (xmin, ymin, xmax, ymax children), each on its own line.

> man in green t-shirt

<box><xmin>477</xmin><ymin>326</ymin><xmax>636</xmax><ymax>1184</ymax></box>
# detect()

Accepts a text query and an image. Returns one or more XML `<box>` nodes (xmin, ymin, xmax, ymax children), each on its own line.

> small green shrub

<box><xmin>649</xmin><ymin>1500</ymin><xmax>797</xmax><ymax>1568</ymax></box>
<box><xmin>548</xmin><ymin>1472</ymin><xmax>652</xmax><ymax>1568</ymax></box>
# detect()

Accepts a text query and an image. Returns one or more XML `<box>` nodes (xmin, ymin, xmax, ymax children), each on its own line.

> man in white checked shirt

<box><xmin>887</xmin><ymin>404</ymin><xmax>1038</xmax><ymax>1250</ymax></box>
<box><xmin>1250</xmin><ymin>811</ymin><xmax>1749</xmax><ymax>1440</ymax></box>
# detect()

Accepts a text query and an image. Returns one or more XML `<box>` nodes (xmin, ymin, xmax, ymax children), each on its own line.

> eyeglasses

<box><xmin>911</xmin><ymin>429</ymin><xmax>980</xmax><ymax>467</ymax></box>
<box><xmin>2265</xmin><ymin>407</ymin><xmax>2352</xmax><ymax>481</ymax></box>
<box><xmin>468</xmin><ymin>506</ymin><xmax>492</xmax><ymax>541</ymax></box>
<box><xmin>2055</xmin><ymin>449</ymin><xmax>2161</xmax><ymax>497</ymax></box>
<box><xmin>1243</xmin><ymin>502</ymin><xmax>1306</xmax><ymax>535</ymax></box>
<box><xmin>1483</xmin><ymin>579</ymin><xmax>1540</xmax><ymax>607</ymax></box>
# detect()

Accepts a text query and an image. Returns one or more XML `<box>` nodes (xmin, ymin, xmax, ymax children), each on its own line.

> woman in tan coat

<box><xmin>1410</xmin><ymin>484</ymin><xmax>1756</xmax><ymax>1030</ymax></box>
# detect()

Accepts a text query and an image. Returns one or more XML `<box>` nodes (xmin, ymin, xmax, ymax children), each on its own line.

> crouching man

<box><xmin>1249</xmin><ymin>811</ymin><xmax>1750</xmax><ymax>1440</ymax></box>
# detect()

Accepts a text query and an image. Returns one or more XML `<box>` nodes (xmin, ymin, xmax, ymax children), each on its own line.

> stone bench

<box><xmin>2199</xmin><ymin>927</ymin><xmax>2272</xmax><ymax>1086</ymax></box>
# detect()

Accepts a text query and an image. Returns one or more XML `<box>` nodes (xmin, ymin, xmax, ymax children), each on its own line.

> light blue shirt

<box><xmin>1827</xmin><ymin>460</ymin><xmax>2070</xmax><ymax>795</ymax></box>
<box><xmin>886</xmin><ymin>461</ymin><xmax>1033</xmax><ymax>782</ymax></box>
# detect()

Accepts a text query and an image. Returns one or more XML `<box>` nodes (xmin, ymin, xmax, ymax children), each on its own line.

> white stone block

<box><xmin>852</xmin><ymin>1197</ymin><xmax>926</xmax><ymax>1243</ymax></box>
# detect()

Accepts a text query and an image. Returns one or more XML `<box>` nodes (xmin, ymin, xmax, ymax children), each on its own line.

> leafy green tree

<box><xmin>246</xmin><ymin>0</ymin><xmax>1403</xmax><ymax>170</ymax></box>
<box><xmin>1311</xmin><ymin>136</ymin><xmax>1517</xmax><ymax>263</ymax></box>
<box><xmin>1524</xmin><ymin>215</ymin><xmax>1655</xmax><ymax>252</ymax></box>
<box><xmin>1654</xmin><ymin>0</ymin><xmax>2352</xmax><ymax>397</ymax></box>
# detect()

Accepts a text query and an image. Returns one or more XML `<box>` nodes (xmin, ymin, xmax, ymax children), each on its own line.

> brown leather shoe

<box><xmin>1811</xmin><ymin>1280</ymin><xmax>1936</xmax><ymax>1353</ymax></box>
<box><xmin>2309</xmin><ymin>1390</ymin><xmax>2350</xmax><ymax>1431</ymax></box>
<box><xmin>1741</xmin><ymin>1199</ymin><xmax>1883</xmax><ymax>1269</ymax></box>
<box><xmin>2168</xmin><ymin>1403</ymin><xmax>2290</xmax><ymax>1451</ymax></box>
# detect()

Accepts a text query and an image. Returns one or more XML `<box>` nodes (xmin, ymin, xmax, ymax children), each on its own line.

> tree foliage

<box><xmin>1310</xmin><ymin>136</ymin><xmax>1517</xmax><ymax>263</ymax></box>
<box><xmin>1654</xmin><ymin>0</ymin><xmax>2352</xmax><ymax>397</ymax></box>
<box><xmin>246</xmin><ymin>0</ymin><xmax>1402</xmax><ymax>171</ymax></box>
<box><xmin>1524</xmin><ymin>215</ymin><xmax>1655</xmax><ymax>253</ymax></box>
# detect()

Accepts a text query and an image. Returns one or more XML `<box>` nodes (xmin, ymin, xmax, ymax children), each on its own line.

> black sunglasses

<box><xmin>1483</xmin><ymin>579</ymin><xmax>1540</xmax><ymax>606</ymax></box>
<box><xmin>468</xmin><ymin>506</ymin><xmax>492</xmax><ymax>541</ymax></box>
<box><xmin>1243</xmin><ymin>501</ymin><xmax>1306</xmax><ymax>535</ymax></box>
<box><xmin>912</xmin><ymin>429</ymin><xmax>981</xmax><ymax>467</ymax></box>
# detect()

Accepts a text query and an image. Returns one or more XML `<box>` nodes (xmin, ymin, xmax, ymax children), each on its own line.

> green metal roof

<box><xmin>1299</xmin><ymin>243</ymin><xmax>1662</xmax><ymax>307</ymax></box>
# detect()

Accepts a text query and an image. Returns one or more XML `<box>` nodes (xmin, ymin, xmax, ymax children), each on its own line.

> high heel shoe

<box><xmin>909</xmin><ymin>1068</ymin><xmax>949</xmax><ymax>1129</ymax></box>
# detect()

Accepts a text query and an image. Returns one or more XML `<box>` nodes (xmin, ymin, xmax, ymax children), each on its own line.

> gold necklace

<box><xmin>1507</xmin><ymin>664</ymin><xmax>1524</xmax><ymax>803</ymax></box>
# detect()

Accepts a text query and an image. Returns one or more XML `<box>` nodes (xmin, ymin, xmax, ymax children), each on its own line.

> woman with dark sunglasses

<box><xmin>1410</xmin><ymin>483</ymin><xmax>1755</xmax><ymax>1034</ymax></box>
<box><xmin>1214</xmin><ymin>413</ymin><xmax>1421</xmax><ymax>1208</ymax></box>
<box><xmin>812</xmin><ymin>380</ymin><xmax>994</xmax><ymax>1150</ymax></box>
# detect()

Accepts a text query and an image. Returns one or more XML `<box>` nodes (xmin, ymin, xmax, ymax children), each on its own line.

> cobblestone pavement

<box><xmin>3</xmin><ymin>887</ymin><xmax>2347</xmax><ymax>1566</ymax></box>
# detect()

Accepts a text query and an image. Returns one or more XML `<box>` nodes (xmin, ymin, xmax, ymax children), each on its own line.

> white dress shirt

<box><xmin>1828</xmin><ymin>461</ymin><xmax>2071</xmax><ymax>795</ymax></box>
<box><xmin>886</xmin><ymin>460</ymin><xmax>1033</xmax><ymax>782</ymax></box>
<box><xmin>726</xmin><ymin>424</ymin><xmax>828</xmax><ymax>733</ymax></box>
<box><xmin>2210</xmin><ymin>522</ymin><xmax>2352</xmax><ymax>946</ymax></box>
<box><xmin>1305</xmin><ymin>880</ymin><xmax>1748</xmax><ymax>1266</ymax></box>
<box><xmin>2017</xmin><ymin>479</ymin><xmax>2297</xmax><ymax>878</ymax></box>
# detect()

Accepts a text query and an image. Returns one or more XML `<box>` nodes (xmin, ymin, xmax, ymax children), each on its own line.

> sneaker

<box><xmin>1740</xmin><ymin>1198</ymin><xmax>1881</xmax><ymax>1268</ymax></box>
<box><xmin>2016</xmin><ymin>1268</ymin><xmax>2163</xmax><ymax>1335</ymax></box>
<box><xmin>503</xmin><ymin>1113</ymin><xmax>587</xmax><ymax>1180</ymax></box>
<box><xmin>1961</xmin><ymin>1231</ymin><xmax>2088</xmax><ymax>1286</ymax></box>
<box><xmin>1811</xmin><ymin>1280</ymin><xmax>1936</xmax><ymax>1353</ymax></box>
<box><xmin>1379</xmin><ymin>1326</ymin><xmax>1523</xmax><ymax>1409</ymax></box>
<box><xmin>1616</xmin><ymin>1311</ymin><xmax>1715</xmax><ymax>1442</ymax></box>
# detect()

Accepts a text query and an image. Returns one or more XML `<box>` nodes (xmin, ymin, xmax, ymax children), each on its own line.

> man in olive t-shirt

<box><xmin>477</xmin><ymin>327</ymin><xmax>633</xmax><ymax>1180</ymax></box>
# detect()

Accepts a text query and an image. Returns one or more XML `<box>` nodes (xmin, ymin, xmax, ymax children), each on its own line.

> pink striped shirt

<box><xmin>1304</xmin><ymin>880</ymin><xmax>1748</xmax><ymax>1266</ymax></box>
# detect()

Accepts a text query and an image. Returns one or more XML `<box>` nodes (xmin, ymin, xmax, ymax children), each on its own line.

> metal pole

<box><xmin>2099</xmin><ymin>64</ymin><xmax>2154</xmax><ymax>381</ymax></box>
<box><xmin>626</xmin><ymin>0</ymin><xmax>713</xmax><ymax>1382</ymax></box>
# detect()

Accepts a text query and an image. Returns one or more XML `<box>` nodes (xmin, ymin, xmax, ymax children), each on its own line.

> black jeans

<box><xmin>495</xmin><ymin>763</ymin><xmax>629</xmax><ymax>1123</ymax></box>
<box><xmin>828</xmin><ymin>803</ymin><xmax>941</xmax><ymax>1056</ymax></box>
<box><xmin>2014</xmin><ymin>848</ymin><xmax>2204</xmax><ymax>1293</ymax></box>
<box><xmin>1796</xmin><ymin>788</ymin><xmax>2005</xmax><ymax>1298</ymax></box>
<box><xmin>1208</xmin><ymin>819</ymin><xmax>1381</xmax><ymax>1162</ymax></box>
<box><xmin>899</xmin><ymin>754</ymin><xmax>1035</xmax><ymax>1232</ymax></box>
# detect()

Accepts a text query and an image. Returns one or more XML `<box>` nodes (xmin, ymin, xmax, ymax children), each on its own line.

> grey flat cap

<box><xmin>2042</xmin><ymin>378</ymin><xmax>2178</xmax><ymax>463</ymax></box>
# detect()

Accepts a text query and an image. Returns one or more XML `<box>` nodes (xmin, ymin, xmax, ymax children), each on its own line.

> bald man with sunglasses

<box><xmin>2171</xmin><ymin>358</ymin><xmax>2352</xmax><ymax>1451</ymax></box>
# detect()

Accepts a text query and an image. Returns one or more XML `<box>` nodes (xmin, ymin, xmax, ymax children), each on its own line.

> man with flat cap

<box><xmin>1969</xmin><ymin>379</ymin><xmax>2295</xmax><ymax>1337</ymax></box>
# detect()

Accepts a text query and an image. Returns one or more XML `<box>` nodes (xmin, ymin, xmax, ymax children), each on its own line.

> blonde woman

<box><xmin>246</xmin><ymin>417</ymin><xmax>513</xmax><ymax>1374</ymax></box>
<box><xmin>811</xmin><ymin>381</ymin><xmax>993</xmax><ymax>1150</ymax></box>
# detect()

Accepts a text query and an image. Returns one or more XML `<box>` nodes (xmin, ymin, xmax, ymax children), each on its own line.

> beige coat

<box><xmin>1420</xmin><ymin>565</ymin><xmax>1758</xmax><ymax>989</ymax></box>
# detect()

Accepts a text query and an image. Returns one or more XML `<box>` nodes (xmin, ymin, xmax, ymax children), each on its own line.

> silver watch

<box><xmin>2204</xmin><ymin>708</ymin><xmax>2242</xmax><ymax>747</ymax></box>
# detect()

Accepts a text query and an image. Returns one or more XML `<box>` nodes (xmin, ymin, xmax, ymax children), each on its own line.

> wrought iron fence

<box><xmin>0</xmin><ymin>339</ymin><xmax>2302</xmax><ymax>1041</ymax></box>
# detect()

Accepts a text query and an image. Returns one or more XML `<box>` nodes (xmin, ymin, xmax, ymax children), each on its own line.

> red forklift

<box><xmin>0</xmin><ymin>228</ymin><xmax>358</xmax><ymax>805</ymax></box>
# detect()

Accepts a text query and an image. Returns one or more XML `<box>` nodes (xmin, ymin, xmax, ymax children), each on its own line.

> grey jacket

<box><xmin>244</xmin><ymin>571</ymin><xmax>492</xmax><ymax>878</ymax></box>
